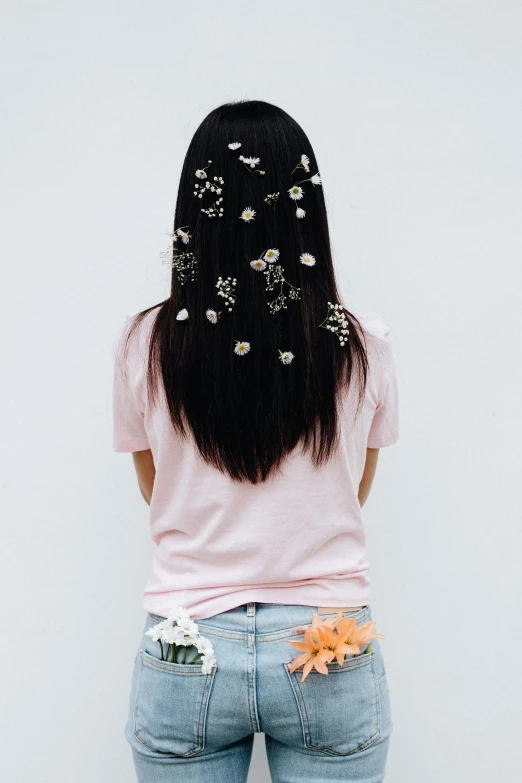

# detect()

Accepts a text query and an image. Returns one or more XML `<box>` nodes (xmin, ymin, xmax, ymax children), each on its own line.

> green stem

<box><xmin>187</xmin><ymin>649</ymin><xmax>201</xmax><ymax>664</ymax></box>
<box><xmin>182</xmin><ymin>645</ymin><xmax>188</xmax><ymax>663</ymax></box>
<box><xmin>159</xmin><ymin>640</ymin><xmax>164</xmax><ymax>660</ymax></box>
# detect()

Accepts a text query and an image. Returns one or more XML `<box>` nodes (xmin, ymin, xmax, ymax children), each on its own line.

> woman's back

<box><xmin>113</xmin><ymin>306</ymin><xmax>398</xmax><ymax>620</ymax></box>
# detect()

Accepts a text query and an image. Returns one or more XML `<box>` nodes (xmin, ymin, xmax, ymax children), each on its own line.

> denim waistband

<box><xmin>146</xmin><ymin>602</ymin><xmax>371</xmax><ymax>641</ymax></box>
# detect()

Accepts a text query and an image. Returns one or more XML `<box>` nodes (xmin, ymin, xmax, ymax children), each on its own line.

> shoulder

<box><xmin>114</xmin><ymin>305</ymin><xmax>161</xmax><ymax>361</ymax></box>
<box><xmin>351</xmin><ymin>310</ymin><xmax>391</xmax><ymax>340</ymax></box>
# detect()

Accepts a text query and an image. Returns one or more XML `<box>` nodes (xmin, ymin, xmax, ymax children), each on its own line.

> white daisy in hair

<box><xmin>243</xmin><ymin>156</ymin><xmax>260</xmax><ymax>168</ymax></box>
<box><xmin>296</xmin><ymin>207</ymin><xmax>306</xmax><ymax>218</ymax></box>
<box><xmin>250</xmin><ymin>258</ymin><xmax>267</xmax><ymax>271</ymax></box>
<box><xmin>240</xmin><ymin>207</ymin><xmax>256</xmax><ymax>222</ymax></box>
<box><xmin>300</xmin><ymin>253</ymin><xmax>316</xmax><ymax>266</ymax></box>
<box><xmin>279</xmin><ymin>350</ymin><xmax>295</xmax><ymax>365</ymax></box>
<box><xmin>206</xmin><ymin>309</ymin><xmax>219</xmax><ymax>323</ymax></box>
<box><xmin>176</xmin><ymin>228</ymin><xmax>191</xmax><ymax>244</ymax></box>
<box><xmin>311</xmin><ymin>173</ymin><xmax>322</xmax><ymax>185</ymax></box>
<box><xmin>195</xmin><ymin>169</ymin><xmax>207</xmax><ymax>179</ymax></box>
<box><xmin>234</xmin><ymin>340</ymin><xmax>251</xmax><ymax>356</ymax></box>
<box><xmin>301</xmin><ymin>154</ymin><xmax>310</xmax><ymax>172</ymax></box>
<box><xmin>176</xmin><ymin>308</ymin><xmax>189</xmax><ymax>320</ymax></box>
<box><xmin>264</xmin><ymin>248</ymin><xmax>280</xmax><ymax>263</ymax></box>
<box><xmin>228</xmin><ymin>142</ymin><xmax>242</xmax><ymax>150</ymax></box>
<box><xmin>288</xmin><ymin>185</ymin><xmax>304</xmax><ymax>200</ymax></box>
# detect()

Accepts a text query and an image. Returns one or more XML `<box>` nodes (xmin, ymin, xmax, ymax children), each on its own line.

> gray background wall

<box><xmin>1</xmin><ymin>1</ymin><xmax>521</xmax><ymax>781</ymax></box>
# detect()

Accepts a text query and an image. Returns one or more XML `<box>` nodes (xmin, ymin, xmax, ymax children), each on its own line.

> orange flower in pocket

<box><xmin>286</xmin><ymin>610</ymin><xmax>386</xmax><ymax>682</ymax></box>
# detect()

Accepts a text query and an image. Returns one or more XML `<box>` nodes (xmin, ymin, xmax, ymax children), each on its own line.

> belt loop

<box><xmin>247</xmin><ymin>602</ymin><xmax>255</xmax><ymax>616</ymax></box>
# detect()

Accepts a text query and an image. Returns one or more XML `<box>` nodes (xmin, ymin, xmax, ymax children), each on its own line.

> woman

<box><xmin>113</xmin><ymin>99</ymin><xmax>399</xmax><ymax>782</ymax></box>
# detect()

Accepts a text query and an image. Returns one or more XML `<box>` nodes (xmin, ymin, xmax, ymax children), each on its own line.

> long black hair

<box><xmin>122</xmin><ymin>100</ymin><xmax>369</xmax><ymax>483</ymax></box>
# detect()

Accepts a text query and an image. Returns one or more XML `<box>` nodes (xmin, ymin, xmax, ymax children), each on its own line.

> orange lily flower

<box><xmin>286</xmin><ymin>626</ymin><xmax>331</xmax><ymax>681</ymax></box>
<box><xmin>287</xmin><ymin>611</ymin><xmax>386</xmax><ymax>680</ymax></box>
<box><xmin>316</xmin><ymin>623</ymin><xmax>360</xmax><ymax>666</ymax></box>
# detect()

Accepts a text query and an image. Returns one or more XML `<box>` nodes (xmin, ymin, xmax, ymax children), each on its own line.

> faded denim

<box><xmin>125</xmin><ymin>602</ymin><xmax>393</xmax><ymax>781</ymax></box>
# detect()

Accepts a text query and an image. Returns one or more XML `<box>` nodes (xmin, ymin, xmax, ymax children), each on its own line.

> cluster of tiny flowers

<box><xmin>319</xmin><ymin>302</ymin><xmax>350</xmax><ymax>346</ymax></box>
<box><xmin>195</xmin><ymin>176</ymin><xmax>225</xmax><ymax>218</ymax></box>
<box><xmin>163</xmin><ymin>251</ymin><xmax>197</xmax><ymax>285</ymax></box>
<box><xmin>216</xmin><ymin>276</ymin><xmax>237</xmax><ymax>312</ymax></box>
<box><xmin>264</xmin><ymin>192</ymin><xmax>279</xmax><ymax>208</ymax></box>
<box><xmin>145</xmin><ymin>605</ymin><xmax>217</xmax><ymax>673</ymax></box>
<box><xmin>264</xmin><ymin>264</ymin><xmax>301</xmax><ymax>314</ymax></box>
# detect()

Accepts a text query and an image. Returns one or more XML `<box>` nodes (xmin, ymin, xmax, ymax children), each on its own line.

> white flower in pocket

<box><xmin>145</xmin><ymin>605</ymin><xmax>217</xmax><ymax>673</ymax></box>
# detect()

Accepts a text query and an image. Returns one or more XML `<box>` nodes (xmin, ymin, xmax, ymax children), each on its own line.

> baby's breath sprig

<box><xmin>161</xmin><ymin>226</ymin><xmax>197</xmax><ymax>284</ymax></box>
<box><xmin>318</xmin><ymin>302</ymin><xmax>350</xmax><ymax>346</ymax></box>
<box><xmin>216</xmin><ymin>275</ymin><xmax>237</xmax><ymax>312</ymax></box>
<box><xmin>161</xmin><ymin>250</ymin><xmax>198</xmax><ymax>285</ymax></box>
<box><xmin>238</xmin><ymin>154</ymin><xmax>265</xmax><ymax>176</ymax></box>
<box><xmin>264</xmin><ymin>192</ymin><xmax>280</xmax><ymax>208</ymax></box>
<box><xmin>195</xmin><ymin>175</ymin><xmax>225</xmax><ymax>218</ymax></box>
<box><xmin>264</xmin><ymin>264</ymin><xmax>301</xmax><ymax>314</ymax></box>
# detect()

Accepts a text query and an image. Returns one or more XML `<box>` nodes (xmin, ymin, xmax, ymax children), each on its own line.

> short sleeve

<box><xmin>112</xmin><ymin>313</ymin><xmax>151</xmax><ymax>453</ymax></box>
<box><xmin>366</xmin><ymin>317</ymin><xmax>399</xmax><ymax>448</ymax></box>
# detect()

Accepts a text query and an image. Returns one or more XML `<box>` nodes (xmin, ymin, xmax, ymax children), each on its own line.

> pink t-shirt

<box><xmin>112</xmin><ymin>309</ymin><xmax>399</xmax><ymax>620</ymax></box>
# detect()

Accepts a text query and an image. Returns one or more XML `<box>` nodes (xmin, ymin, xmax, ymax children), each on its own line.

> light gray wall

<box><xmin>1</xmin><ymin>2</ymin><xmax>521</xmax><ymax>781</ymax></box>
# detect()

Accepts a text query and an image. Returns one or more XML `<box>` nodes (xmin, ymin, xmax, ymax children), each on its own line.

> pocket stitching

<box><xmin>283</xmin><ymin>651</ymin><xmax>382</xmax><ymax>756</ymax></box>
<box><xmin>139</xmin><ymin>648</ymin><xmax>215</xmax><ymax>675</ymax></box>
<box><xmin>132</xmin><ymin>652</ymin><xmax>217</xmax><ymax>756</ymax></box>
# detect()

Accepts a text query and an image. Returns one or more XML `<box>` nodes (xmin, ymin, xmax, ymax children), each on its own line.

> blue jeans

<box><xmin>125</xmin><ymin>602</ymin><xmax>393</xmax><ymax>781</ymax></box>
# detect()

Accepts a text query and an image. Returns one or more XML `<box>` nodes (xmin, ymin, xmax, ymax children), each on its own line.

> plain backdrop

<box><xmin>1</xmin><ymin>2</ymin><xmax>521</xmax><ymax>781</ymax></box>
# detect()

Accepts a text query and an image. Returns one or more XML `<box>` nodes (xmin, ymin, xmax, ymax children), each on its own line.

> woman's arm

<box><xmin>132</xmin><ymin>448</ymin><xmax>156</xmax><ymax>505</ymax></box>
<box><xmin>358</xmin><ymin>447</ymin><xmax>380</xmax><ymax>507</ymax></box>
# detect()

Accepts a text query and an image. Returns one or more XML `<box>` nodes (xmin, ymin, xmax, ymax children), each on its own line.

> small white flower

<box><xmin>196</xmin><ymin>636</ymin><xmax>215</xmax><ymax>655</ymax></box>
<box><xmin>195</xmin><ymin>169</ymin><xmax>207</xmax><ymax>179</ymax></box>
<box><xmin>250</xmin><ymin>258</ymin><xmax>267</xmax><ymax>271</ymax></box>
<box><xmin>301</xmin><ymin>154</ymin><xmax>310</xmax><ymax>172</ymax></box>
<box><xmin>300</xmin><ymin>253</ymin><xmax>316</xmax><ymax>266</ymax></box>
<box><xmin>176</xmin><ymin>308</ymin><xmax>189</xmax><ymax>320</ymax></box>
<box><xmin>145</xmin><ymin>620</ymin><xmax>170</xmax><ymax>642</ymax></box>
<box><xmin>202</xmin><ymin>653</ymin><xmax>216</xmax><ymax>674</ymax></box>
<box><xmin>234</xmin><ymin>340</ymin><xmax>251</xmax><ymax>356</ymax></box>
<box><xmin>206</xmin><ymin>309</ymin><xmax>218</xmax><ymax>323</ymax></box>
<box><xmin>288</xmin><ymin>185</ymin><xmax>304</xmax><ymax>200</ymax></box>
<box><xmin>296</xmin><ymin>207</ymin><xmax>306</xmax><ymax>218</ymax></box>
<box><xmin>264</xmin><ymin>248</ymin><xmax>280</xmax><ymax>263</ymax></box>
<box><xmin>240</xmin><ymin>207</ymin><xmax>256</xmax><ymax>222</ymax></box>
<box><xmin>228</xmin><ymin>142</ymin><xmax>242</xmax><ymax>150</ymax></box>
<box><xmin>176</xmin><ymin>228</ymin><xmax>191</xmax><ymax>244</ymax></box>
<box><xmin>242</xmin><ymin>156</ymin><xmax>260</xmax><ymax>167</ymax></box>
<box><xmin>168</xmin><ymin>605</ymin><xmax>192</xmax><ymax>623</ymax></box>
<box><xmin>279</xmin><ymin>350</ymin><xmax>295</xmax><ymax>365</ymax></box>
<box><xmin>311</xmin><ymin>173</ymin><xmax>322</xmax><ymax>185</ymax></box>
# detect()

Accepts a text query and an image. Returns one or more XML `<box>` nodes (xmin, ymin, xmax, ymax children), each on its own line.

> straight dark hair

<box><xmin>122</xmin><ymin>100</ymin><xmax>369</xmax><ymax>483</ymax></box>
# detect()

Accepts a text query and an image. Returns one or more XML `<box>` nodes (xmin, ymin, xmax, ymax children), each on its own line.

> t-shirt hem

<box><xmin>142</xmin><ymin>582</ymin><xmax>372</xmax><ymax>621</ymax></box>
<box><xmin>114</xmin><ymin>438</ymin><xmax>151</xmax><ymax>452</ymax></box>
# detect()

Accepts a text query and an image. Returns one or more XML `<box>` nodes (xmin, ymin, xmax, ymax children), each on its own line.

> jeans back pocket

<box><xmin>131</xmin><ymin>649</ymin><xmax>217</xmax><ymax>757</ymax></box>
<box><xmin>283</xmin><ymin>650</ymin><xmax>381</xmax><ymax>756</ymax></box>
